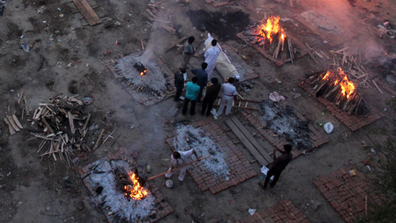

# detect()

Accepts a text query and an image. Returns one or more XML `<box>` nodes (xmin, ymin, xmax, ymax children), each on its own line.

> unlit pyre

<box><xmin>310</xmin><ymin>66</ymin><xmax>369</xmax><ymax>115</ymax></box>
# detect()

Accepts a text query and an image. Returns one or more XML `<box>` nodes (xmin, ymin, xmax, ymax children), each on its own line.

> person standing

<box><xmin>262</xmin><ymin>144</ymin><xmax>293</xmax><ymax>189</ymax></box>
<box><xmin>165</xmin><ymin>149</ymin><xmax>199</xmax><ymax>181</ymax></box>
<box><xmin>201</xmin><ymin>78</ymin><xmax>221</xmax><ymax>116</ymax></box>
<box><xmin>191</xmin><ymin>62</ymin><xmax>208</xmax><ymax>103</ymax></box>
<box><xmin>204</xmin><ymin>39</ymin><xmax>221</xmax><ymax>80</ymax></box>
<box><xmin>182</xmin><ymin>77</ymin><xmax>200</xmax><ymax>116</ymax></box>
<box><xmin>174</xmin><ymin>68</ymin><xmax>186</xmax><ymax>101</ymax></box>
<box><xmin>217</xmin><ymin>77</ymin><xmax>237</xmax><ymax>116</ymax></box>
<box><xmin>181</xmin><ymin>36</ymin><xmax>195</xmax><ymax>69</ymax></box>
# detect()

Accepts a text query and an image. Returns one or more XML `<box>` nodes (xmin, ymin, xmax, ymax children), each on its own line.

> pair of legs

<box><xmin>182</xmin><ymin>98</ymin><xmax>196</xmax><ymax>115</ymax></box>
<box><xmin>174</xmin><ymin>86</ymin><xmax>183</xmax><ymax>101</ymax></box>
<box><xmin>197</xmin><ymin>86</ymin><xmax>205</xmax><ymax>102</ymax></box>
<box><xmin>165</xmin><ymin>167</ymin><xmax>187</xmax><ymax>181</ymax></box>
<box><xmin>217</xmin><ymin>96</ymin><xmax>233</xmax><ymax>115</ymax></box>
<box><xmin>181</xmin><ymin>54</ymin><xmax>192</xmax><ymax>69</ymax></box>
<box><xmin>202</xmin><ymin>98</ymin><xmax>215</xmax><ymax>116</ymax></box>
<box><xmin>263</xmin><ymin>168</ymin><xmax>282</xmax><ymax>189</ymax></box>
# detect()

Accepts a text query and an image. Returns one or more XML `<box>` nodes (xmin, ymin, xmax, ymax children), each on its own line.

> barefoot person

<box><xmin>165</xmin><ymin>149</ymin><xmax>198</xmax><ymax>181</ymax></box>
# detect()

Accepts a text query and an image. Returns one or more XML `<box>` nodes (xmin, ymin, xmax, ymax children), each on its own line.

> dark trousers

<box><xmin>182</xmin><ymin>98</ymin><xmax>196</xmax><ymax>115</ymax></box>
<box><xmin>197</xmin><ymin>86</ymin><xmax>204</xmax><ymax>102</ymax></box>
<box><xmin>263</xmin><ymin>168</ymin><xmax>282</xmax><ymax>188</ymax></box>
<box><xmin>175</xmin><ymin>86</ymin><xmax>183</xmax><ymax>101</ymax></box>
<box><xmin>201</xmin><ymin>98</ymin><xmax>215</xmax><ymax>116</ymax></box>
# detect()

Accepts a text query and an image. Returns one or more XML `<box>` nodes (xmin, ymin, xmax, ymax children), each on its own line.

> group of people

<box><xmin>174</xmin><ymin>36</ymin><xmax>238</xmax><ymax>117</ymax></box>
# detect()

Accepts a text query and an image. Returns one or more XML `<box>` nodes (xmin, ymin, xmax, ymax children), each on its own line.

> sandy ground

<box><xmin>0</xmin><ymin>0</ymin><xmax>395</xmax><ymax>222</ymax></box>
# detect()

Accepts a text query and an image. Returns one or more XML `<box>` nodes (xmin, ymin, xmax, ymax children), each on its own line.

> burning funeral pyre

<box><xmin>115</xmin><ymin>54</ymin><xmax>168</xmax><ymax>97</ymax></box>
<box><xmin>261</xmin><ymin>100</ymin><xmax>312</xmax><ymax>150</ymax></box>
<box><xmin>240</xmin><ymin>16</ymin><xmax>299</xmax><ymax>65</ymax></box>
<box><xmin>86</xmin><ymin>159</ymin><xmax>156</xmax><ymax>222</ymax></box>
<box><xmin>174</xmin><ymin>125</ymin><xmax>230</xmax><ymax>178</ymax></box>
<box><xmin>310</xmin><ymin>66</ymin><xmax>369</xmax><ymax>115</ymax></box>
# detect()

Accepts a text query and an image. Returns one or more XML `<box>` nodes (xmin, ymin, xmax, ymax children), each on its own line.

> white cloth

<box><xmin>217</xmin><ymin>83</ymin><xmax>237</xmax><ymax>115</ymax></box>
<box><xmin>165</xmin><ymin>149</ymin><xmax>194</xmax><ymax>181</ymax></box>
<box><xmin>204</xmin><ymin>46</ymin><xmax>221</xmax><ymax>80</ymax></box>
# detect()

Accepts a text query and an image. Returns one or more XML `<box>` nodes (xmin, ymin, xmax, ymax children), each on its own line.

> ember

<box><xmin>311</xmin><ymin>66</ymin><xmax>369</xmax><ymax>115</ymax></box>
<box><xmin>124</xmin><ymin>171</ymin><xmax>148</xmax><ymax>200</ymax></box>
<box><xmin>256</xmin><ymin>16</ymin><xmax>284</xmax><ymax>44</ymax></box>
<box><xmin>133</xmin><ymin>62</ymin><xmax>147</xmax><ymax>76</ymax></box>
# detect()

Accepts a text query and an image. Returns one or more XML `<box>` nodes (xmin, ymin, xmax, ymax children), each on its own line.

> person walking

<box><xmin>182</xmin><ymin>77</ymin><xmax>200</xmax><ymax>116</ymax></box>
<box><xmin>174</xmin><ymin>68</ymin><xmax>186</xmax><ymax>101</ymax></box>
<box><xmin>262</xmin><ymin>144</ymin><xmax>293</xmax><ymax>189</ymax></box>
<box><xmin>191</xmin><ymin>62</ymin><xmax>208</xmax><ymax>103</ymax></box>
<box><xmin>201</xmin><ymin>77</ymin><xmax>221</xmax><ymax>116</ymax></box>
<box><xmin>204</xmin><ymin>39</ymin><xmax>221</xmax><ymax>80</ymax></box>
<box><xmin>217</xmin><ymin>77</ymin><xmax>237</xmax><ymax>116</ymax></box>
<box><xmin>181</xmin><ymin>36</ymin><xmax>195</xmax><ymax>69</ymax></box>
<box><xmin>165</xmin><ymin>149</ymin><xmax>199</xmax><ymax>181</ymax></box>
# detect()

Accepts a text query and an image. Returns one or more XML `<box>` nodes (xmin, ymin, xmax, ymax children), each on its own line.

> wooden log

<box><xmin>92</xmin><ymin>129</ymin><xmax>105</xmax><ymax>151</ymax></box>
<box><xmin>67</xmin><ymin>111</ymin><xmax>76</xmax><ymax>134</ymax></box>
<box><xmin>288</xmin><ymin>38</ymin><xmax>294</xmax><ymax>63</ymax></box>
<box><xmin>324</xmin><ymin>85</ymin><xmax>341</xmax><ymax>99</ymax></box>
<box><xmin>41</xmin><ymin>117</ymin><xmax>54</xmax><ymax>133</ymax></box>
<box><xmin>372</xmin><ymin>80</ymin><xmax>384</xmax><ymax>94</ymax></box>
<box><xmin>18</xmin><ymin>91</ymin><xmax>24</xmax><ymax>105</ymax></box>
<box><xmin>12</xmin><ymin>115</ymin><xmax>23</xmax><ymax>129</ymax></box>
<box><xmin>6</xmin><ymin>116</ymin><xmax>21</xmax><ymax>132</ymax></box>
<box><xmin>4</xmin><ymin>118</ymin><xmax>16</xmax><ymax>135</ymax></box>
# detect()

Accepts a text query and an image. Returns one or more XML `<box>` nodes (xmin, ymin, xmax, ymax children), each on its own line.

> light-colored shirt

<box><xmin>170</xmin><ymin>149</ymin><xmax>194</xmax><ymax>167</ymax></box>
<box><xmin>185</xmin><ymin>81</ymin><xmax>200</xmax><ymax>100</ymax></box>
<box><xmin>222</xmin><ymin>83</ymin><xmax>237</xmax><ymax>97</ymax></box>
<box><xmin>204</xmin><ymin>46</ymin><xmax>221</xmax><ymax>64</ymax></box>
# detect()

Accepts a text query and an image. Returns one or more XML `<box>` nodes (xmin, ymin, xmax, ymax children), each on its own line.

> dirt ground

<box><xmin>0</xmin><ymin>0</ymin><xmax>396</xmax><ymax>222</ymax></box>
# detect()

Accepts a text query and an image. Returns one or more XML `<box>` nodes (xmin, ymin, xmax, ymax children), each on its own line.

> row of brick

<box><xmin>166</xmin><ymin>120</ymin><xmax>257</xmax><ymax>194</ymax></box>
<box><xmin>313</xmin><ymin>168</ymin><xmax>383</xmax><ymax>223</ymax></box>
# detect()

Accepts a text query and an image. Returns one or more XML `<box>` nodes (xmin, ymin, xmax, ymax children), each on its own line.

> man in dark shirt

<box><xmin>174</xmin><ymin>68</ymin><xmax>186</xmax><ymax>101</ymax></box>
<box><xmin>262</xmin><ymin>144</ymin><xmax>293</xmax><ymax>189</ymax></box>
<box><xmin>191</xmin><ymin>62</ymin><xmax>208</xmax><ymax>103</ymax></box>
<box><xmin>201</xmin><ymin>78</ymin><xmax>221</xmax><ymax>116</ymax></box>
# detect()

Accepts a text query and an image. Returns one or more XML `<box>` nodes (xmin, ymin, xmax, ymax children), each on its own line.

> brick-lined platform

<box><xmin>78</xmin><ymin>149</ymin><xmax>173</xmax><ymax>223</ymax></box>
<box><xmin>300</xmin><ymin>80</ymin><xmax>384</xmax><ymax>132</ymax></box>
<box><xmin>241</xmin><ymin>110</ymin><xmax>328</xmax><ymax>158</ymax></box>
<box><xmin>103</xmin><ymin>58</ymin><xmax>176</xmax><ymax>106</ymax></box>
<box><xmin>166</xmin><ymin>119</ymin><xmax>257</xmax><ymax>194</ymax></box>
<box><xmin>236</xmin><ymin>200</ymin><xmax>311</xmax><ymax>223</ymax></box>
<box><xmin>236</xmin><ymin>31</ymin><xmax>308</xmax><ymax>66</ymax></box>
<box><xmin>313</xmin><ymin>168</ymin><xmax>383</xmax><ymax>223</ymax></box>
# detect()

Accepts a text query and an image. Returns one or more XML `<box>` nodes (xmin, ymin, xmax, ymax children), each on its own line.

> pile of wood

<box><xmin>257</xmin><ymin>32</ymin><xmax>296</xmax><ymax>63</ymax></box>
<box><xmin>145</xmin><ymin>1</ymin><xmax>176</xmax><ymax>34</ymax></box>
<box><xmin>4</xmin><ymin>115</ymin><xmax>23</xmax><ymax>135</ymax></box>
<box><xmin>310</xmin><ymin>68</ymin><xmax>369</xmax><ymax>115</ymax></box>
<box><xmin>29</xmin><ymin>95</ymin><xmax>93</xmax><ymax>163</ymax></box>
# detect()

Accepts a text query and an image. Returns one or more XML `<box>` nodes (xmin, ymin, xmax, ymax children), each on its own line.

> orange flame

<box><xmin>124</xmin><ymin>171</ymin><xmax>148</xmax><ymax>200</ymax></box>
<box><xmin>140</xmin><ymin>69</ymin><xmax>147</xmax><ymax>76</ymax></box>
<box><xmin>256</xmin><ymin>16</ymin><xmax>285</xmax><ymax>44</ymax></box>
<box><xmin>321</xmin><ymin>67</ymin><xmax>356</xmax><ymax>99</ymax></box>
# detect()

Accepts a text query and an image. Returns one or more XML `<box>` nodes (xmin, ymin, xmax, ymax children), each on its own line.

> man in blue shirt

<box><xmin>191</xmin><ymin>62</ymin><xmax>208</xmax><ymax>103</ymax></box>
<box><xmin>182</xmin><ymin>77</ymin><xmax>200</xmax><ymax>116</ymax></box>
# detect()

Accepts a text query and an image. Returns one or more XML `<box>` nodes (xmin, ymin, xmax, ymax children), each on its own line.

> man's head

<box><xmin>188</xmin><ymin>36</ymin><xmax>195</xmax><ymax>44</ymax></box>
<box><xmin>211</xmin><ymin>39</ymin><xmax>218</xmax><ymax>46</ymax></box>
<box><xmin>228</xmin><ymin>77</ymin><xmax>235</xmax><ymax>84</ymax></box>
<box><xmin>192</xmin><ymin>76</ymin><xmax>198</xmax><ymax>83</ymax></box>
<box><xmin>180</xmin><ymin>68</ymin><xmax>186</xmax><ymax>73</ymax></box>
<box><xmin>173</xmin><ymin>151</ymin><xmax>181</xmax><ymax>159</ymax></box>
<box><xmin>211</xmin><ymin>77</ymin><xmax>218</xmax><ymax>84</ymax></box>
<box><xmin>201</xmin><ymin>62</ymin><xmax>208</xmax><ymax>70</ymax></box>
<box><xmin>284</xmin><ymin>144</ymin><xmax>292</xmax><ymax>153</ymax></box>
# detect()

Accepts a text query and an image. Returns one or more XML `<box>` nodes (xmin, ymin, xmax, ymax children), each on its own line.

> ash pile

<box><xmin>115</xmin><ymin>54</ymin><xmax>167</xmax><ymax>97</ymax></box>
<box><xmin>86</xmin><ymin>159</ymin><xmax>157</xmax><ymax>222</ymax></box>
<box><xmin>261</xmin><ymin>100</ymin><xmax>312</xmax><ymax>150</ymax></box>
<box><xmin>174</xmin><ymin>125</ymin><xmax>230</xmax><ymax>178</ymax></box>
<box><xmin>29</xmin><ymin>95</ymin><xmax>94</xmax><ymax>164</ymax></box>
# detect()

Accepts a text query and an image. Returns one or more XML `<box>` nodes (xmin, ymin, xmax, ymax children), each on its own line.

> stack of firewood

<box><xmin>29</xmin><ymin>95</ymin><xmax>93</xmax><ymax>163</ymax></box>
<box><xmin>145</xmin><ymin>1</ymin><xmax>176</xmax><ymax>34</ymax></box>
<box><xmin>310</xmin><ymin>70</ymin><xmax>369</xmax><ymax>115</ymax></box>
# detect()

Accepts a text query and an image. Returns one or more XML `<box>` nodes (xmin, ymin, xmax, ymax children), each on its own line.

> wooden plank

<box><xmin>72</xmin><ymin>0</ymin><xmax>102</xmax><ymax>26</ymax></box>
<box><xmin>225</xmin><ymin>119</ymin><xmax>268</xmax><ymax>166</ymax></box>
<box><xmin>4</xmin><ymin>118</ymin><xmax>16</xmax><ymax>135</ymax></box>
<box><xmin>230</xmin><ymin>117</ymin><xmax>273</xmax><ymax>163</ymax></box>
<box><xmin>6</xmin><ymin>116</ymin><xmax>21</xmax><ymax>132</ymax></box>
